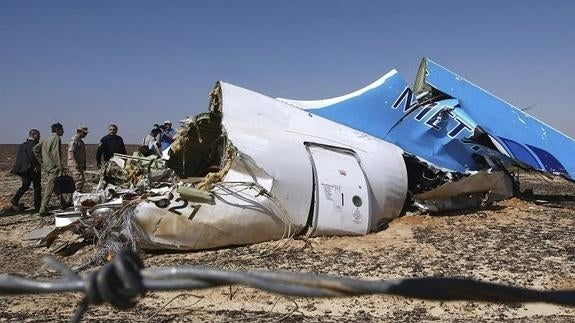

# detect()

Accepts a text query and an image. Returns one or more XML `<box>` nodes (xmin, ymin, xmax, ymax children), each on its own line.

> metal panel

<box><xmin>421</xmin><ymin>58</ymin><xmax>575</xmax><ymax>178</ymax></box>
<box><xmin>307</xmin><ymin>145</ymin><xmax>371</xmax><ymax>236</ymax></box>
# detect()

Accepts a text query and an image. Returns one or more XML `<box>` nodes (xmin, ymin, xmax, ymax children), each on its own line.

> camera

<box><xmin>153</xmin><ymin>123</ymin><xmax>167</xmax><ymax>131</ymax></box>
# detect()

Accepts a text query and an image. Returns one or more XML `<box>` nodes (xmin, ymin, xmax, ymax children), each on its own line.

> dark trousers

<box><xmin>12</xmin><ymin>171</ymin><xmax>42</xmax><ymax>210</ymax></box>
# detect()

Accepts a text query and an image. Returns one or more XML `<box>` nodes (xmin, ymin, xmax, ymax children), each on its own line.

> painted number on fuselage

<box><xmin>152</xmin><ymin>192</ymin><xmax>202</xmax><ymax>221</ymax></box>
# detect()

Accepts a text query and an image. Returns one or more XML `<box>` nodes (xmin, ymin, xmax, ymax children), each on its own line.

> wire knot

<box><xmin>84</xmin><ymin>250</ymin><xmax>145</xmax><ymax>309</ymax></box>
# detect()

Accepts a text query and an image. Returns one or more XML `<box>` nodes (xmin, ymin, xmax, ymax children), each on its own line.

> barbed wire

<box><xmin>0</xmin><ymin>251</ymin><xmax>573</xmax><ymax>323</ymax></box>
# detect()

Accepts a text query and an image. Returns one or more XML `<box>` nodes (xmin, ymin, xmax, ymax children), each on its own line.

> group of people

<box><xmin>9</xmin><ymin>121</ymin><xmax>177</xmax><ymax>216</ymax></box>
<box><xmin>10</xmin><ymin>121</ymin><xmax>177</xmax><ymax>216</ymax></box>
<box><xmin>10</xmin><ymin>123</ymin><xmax>90</xmax><ymax>216</ymax></box>
<box><xmin>139</xmin><ymin>120</ymin><xmax>176</xmax><ymax>157</ymax></box>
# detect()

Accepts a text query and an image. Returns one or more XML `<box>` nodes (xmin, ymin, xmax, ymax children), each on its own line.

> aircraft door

<box><xmin>306</xmin><ymin>144</ymin><xmax>371</xmax><ymax>237</ymax></box>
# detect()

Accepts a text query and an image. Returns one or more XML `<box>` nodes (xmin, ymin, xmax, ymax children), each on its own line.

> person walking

<box><xmin>33</xmin><ymin>123</ymin><xmax>65</xmax><ymax>216</ymax></box>
<box><xmin>68</xmin><ymin>126</ymin><xmax>88</xmax><ymax>193</ymax></box>
<box><xmin>10</xmin><ymin>129</ymin><xmax>42</xmax><ymax>212</ymax></box>
<box><xmin>96</xmin><ymin>124</ymin><xmax>127</xmax><ymax>168</ymax></box>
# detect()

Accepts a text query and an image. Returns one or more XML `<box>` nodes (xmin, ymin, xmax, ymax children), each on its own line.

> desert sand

<box><xmin>0</xmin><ymin>144</ymin><xmax>574</xmax><ymax>322</ymax></box>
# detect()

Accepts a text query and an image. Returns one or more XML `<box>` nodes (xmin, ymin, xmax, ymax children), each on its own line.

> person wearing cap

<box><xmin>33</xmin><ymin>122</ymin><xmax>66</xmax><ymax>216</ymax></box>
<box><xmin>68</xmin><ymin>126</ymin><xmax>88</xmax><ymax>193</ymax></box>
<box><xmin>96</xmin><ymin>124</ymin><xmax>127</xmax><ymax>168</ymax></box>
<box><xmin>10</xmin><ymin>129</ymin><xmax>42</xmax><ymax>212</ymax></box>
<box><xmin>159</xmin><ymin>120</ymin><xmax>176</xmax><ymax>151</ymax></box>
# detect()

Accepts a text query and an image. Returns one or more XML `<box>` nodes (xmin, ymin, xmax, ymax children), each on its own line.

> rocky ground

<box><xmin>0</xmin><ymin>144</ymin><xmax>574</xmax><ymax>322</ymax></box>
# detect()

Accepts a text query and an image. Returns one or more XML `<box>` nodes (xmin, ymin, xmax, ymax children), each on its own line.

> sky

<box><xmin>1</xmin><ymin>0</ymin><xmax>574</xmax><ymax>144</ymax></box>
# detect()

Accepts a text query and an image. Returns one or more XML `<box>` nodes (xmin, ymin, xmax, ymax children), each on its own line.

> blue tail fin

<box><xmin>418</xmin><ymin>58</ymin><xmax>575</xmax><ymax>178</ymax></box>
<box><xmin>277</xmin><ymin>70</ymin><xmax>415</xmax><ymax>140</ymax></box>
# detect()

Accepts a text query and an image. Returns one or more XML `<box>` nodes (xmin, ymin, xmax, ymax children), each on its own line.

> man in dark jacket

<box><xmin>11</xmin><ymin>129</ymin><xmax>42</xmax><ymax>211</ymax></box>
<box><xmin>96</xmin><ymin>124</ymin><xmax>127</xmax><ymax>168</ymax></box>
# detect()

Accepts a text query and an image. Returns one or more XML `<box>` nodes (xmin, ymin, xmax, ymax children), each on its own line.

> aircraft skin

<box><xmin>278</xmin><ymin>70</ymin><xmax>487</xmax><ymax>173</ymax></box>
<box><xmin>133</xmin><ymin>81</ymin><xmax>408</xmax><ymax>250</ymax></box>
<box><xmin>418</xmin><ymin>59</ymin><xmax>575</xmax><ymax>179</ymax></box>
<box><xmin>130</xmin><ymin>58</ymin><xmax>573</xmax><ymax>250</ymax></box>
<box><xmin>280</xmin><ymin>58</ymin><xmax>575</xmax><ymax>180</ymax></box>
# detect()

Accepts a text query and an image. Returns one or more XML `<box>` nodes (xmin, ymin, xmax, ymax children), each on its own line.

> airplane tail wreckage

<box><xmin>39</xmin><ymin>58</ymin><xmax>575</xmax><ymax>256</ymax></box>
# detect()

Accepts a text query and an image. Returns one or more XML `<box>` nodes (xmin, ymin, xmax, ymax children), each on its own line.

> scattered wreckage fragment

<box><xmin>132</xmin><ymin>81</ymin><xmax>408</xmax><ymax>250</ymax></box>
<box><xmin>43</xmin><ymin>80</ymin><xmax>409</xmax><ymax>253</ymax></box>
<box><xmin>39</xmin><ymin>58</ymin><xmax>575</xmax><ymax>256</ymax></box>
<box><xmin>278</xmin><ymin>58</ymin><xmax>575</xmax><ymax>211</ymax></box>
<box><xmin>414</xmin><ymin>59</ymin><xmax>575</xmax><ymax>179</ymax></box>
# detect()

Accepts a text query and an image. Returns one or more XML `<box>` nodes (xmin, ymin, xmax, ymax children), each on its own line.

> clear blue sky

<box><xmin>1</xmin><ymin>0</ymin><xmax>574</xmax><ymax>144</ymax></box>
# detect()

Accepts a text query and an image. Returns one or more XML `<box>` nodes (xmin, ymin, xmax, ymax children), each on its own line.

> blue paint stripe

<box><xmin>526</xmin><ymin>144</ymin><xmax>568</xmax><ymax>176</ymax></box>
<box><xmin>499</xmin><ymin>137</ymin><xmax>542</xmax><ymax>170</ymax></box>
